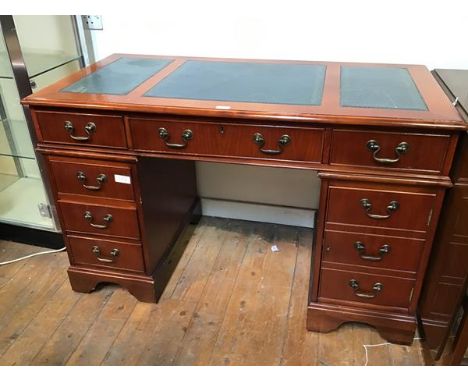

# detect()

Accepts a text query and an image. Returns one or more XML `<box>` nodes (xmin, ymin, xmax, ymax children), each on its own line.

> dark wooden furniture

<box><xmin>22</xmin><ymin>54</ymin><xmax>467</xmax><ymax>345</ymax></box>
<box><xmin>418</xmin><ymin>69</ymin><xmax>468</xmax><ymax>362</ymax></box>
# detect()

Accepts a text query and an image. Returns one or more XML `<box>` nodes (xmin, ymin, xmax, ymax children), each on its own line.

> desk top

<box><xmin>23</xmin><ymin>54</ymin><xmax>466</xmax><ymax>130</ymax></box>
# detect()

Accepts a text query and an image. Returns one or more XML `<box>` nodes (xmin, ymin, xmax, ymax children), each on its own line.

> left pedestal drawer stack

<box><xmin>45</xmin><ymin>154</ymin><xmax>152</xmax><ymax>298</ymax></box>
<box><xmin>32</xmin><ymin>109</ymin><xmax>199</xmax><ymax>302</ymax></box>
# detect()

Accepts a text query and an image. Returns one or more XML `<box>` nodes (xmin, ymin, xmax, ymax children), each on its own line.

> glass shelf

<box><xmin>0</xmin><ymin>51</ymin><xmax>81</xmax><ymax>80</ymax></box>
<box><xmin>340</xmin><ymin>66</ymin><xmax>427</xmax><ymax>110</ymax></box>
<box><xmin>0</xmin><ymin>161</ymin><xmax>54</xmax><ymax>230</ymax></box>
<box><xmin>0</xmin><ymin>119</ymin><xmax>35</xmax><ymax>160</ymax></box>
<box><xmin>0</xmin><ymin>16</ymin><xmax>83</xmax><ymax>232</ymax></box>
<box><xmin>146</xmin><ymin>60</ymin><xmax>326</xmax><ymax>105</ymax></box>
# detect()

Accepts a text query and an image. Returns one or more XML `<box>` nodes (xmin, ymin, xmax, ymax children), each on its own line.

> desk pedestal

<box><xmin>307</xmin><ymin>174</ymin><xmax>447</xmax><ymax>345</ymax></box>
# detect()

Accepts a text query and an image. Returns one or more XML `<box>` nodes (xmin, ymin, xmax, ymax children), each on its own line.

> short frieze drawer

<box><xmin>34</xmin><ymin>111</ymin><xmax>127</xmax><ymax>149</ymax></box>
<box><xmin>329</xmin><ymin>129</ymin><xmax>453</xmax><ymax>175</ymax></box>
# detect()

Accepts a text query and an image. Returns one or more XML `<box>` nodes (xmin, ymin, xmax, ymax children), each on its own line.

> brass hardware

<box><xmin>92</xmin><ymin>246</ymin><xmax>119</xmax><ymax>263</ymax></box>
<box><xmin>84</xmin><ymin>211</ymin><xmax>113</xmax><ymax>229</ymax></box>
<box><xmin>349</xmin><ymin>279</ymin><xmax>383</xmax><ymax>299</ymax></box>
<box><xmin>253</xmin><ymin>133</ymin><xmax>291</xmax><ymax>155</ymax></box>
<box><xmin>158</xmin><ymin>127</ymin><xmax>192</xmax><ymax>148</ymax></box>
<box><xmin>354</xmin><ymin>241</ymin><xmax>390</xmax><ymax>261</ymax></box>
<box><xmin>366</xmin><ymin>139</ymin><xmax>409</xmax><ymax>164</ymax></box>
<box><xmin>76</xmin><ymin>171</ymin><xmax>107</xmax><ymax>191</ymax></box>
<box><xmin>64</xmin><ymin>121</ymin><xmax>96</xmax><ymax>141</ymax></box>
<box><xmin>360</xmin><ymin>198</ymin><xmax>399</xmax><ymax>219</ymax></box>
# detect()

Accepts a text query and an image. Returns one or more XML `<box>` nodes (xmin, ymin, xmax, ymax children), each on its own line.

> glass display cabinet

<box><xmin>0</xmin><ymin>15</ymin><xmax>84</xmax><ymax>233</ymax></box>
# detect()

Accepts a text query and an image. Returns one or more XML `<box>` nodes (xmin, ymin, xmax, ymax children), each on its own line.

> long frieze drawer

<box><xmin>67</xmin><ymin>235</ymin><xmax>145</xmax><ymax>272</ymax></box>
<box><xmin>326</xmin><ymin>185</ymin><xmax>436</xmax><ymax>232</ymax></box>
<box><xmin>322</xmin><ymin>230</ymin><xmax>426</xmax><ymax>273</ymax></box>
<box><xmin>129</xmin><ymin>118</ymin><xmax>324</xmax><ymax>162</ymax></box>
<box><xmin>48</xmin><ymin>156</ymin><xmax>135</xmax><ymax>201</ymax></box>
<box><xmin>58</xmin><ymin>200</ymin><xmax>140</xmax><ymax>239</ymax></box>
<box><xmin>329</xmin><ymin>129</ymin><xmax>452</xmax><ymax>174</ymax></box>
<box><xmin>318</xmin><ymin>267</ymin><xmax>415</xmax><ymax>309</ymax></box>
<box><xmin>34</xmin><ymin>110</ymin><xmax>127</xmax><ymax>148</ymax></box>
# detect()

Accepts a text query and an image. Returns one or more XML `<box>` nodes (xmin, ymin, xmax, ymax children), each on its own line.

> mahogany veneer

<box><xmin>48</xmin><ymin>156</ymin><xmax>135</xmax><ymax>201</ymax></box>
<box><xmin>129</xmin><ymin>117</ymin><xmax>325</xmax><ymax>163</ymax></box>
<box><xmin>35</xmin><ymin>111</ymin><xmax>127</xmax><ymax>149</ymax></box>
<box><xmin>318</xmin><ymin>267</ymin><xmax>415</xmax><ymax>309</ymax></box>
<box><xmin>322</xmin><ymin>230</ymin><xmax>425</xmax><ymax>273</ymax></box>
<box><xmin>329</xmin><ymin>129</ymin><xmax>453</xmax><ymax>174</ymax></box>
<box><xmin>67</xmin><ymin>235</ymin><xmax>145</xmax><ymax>273</ymax></box>
<box><xmin>22</xmin><ymin>54</ymin><xmax>467</xmax><ymax>344</ymax></box>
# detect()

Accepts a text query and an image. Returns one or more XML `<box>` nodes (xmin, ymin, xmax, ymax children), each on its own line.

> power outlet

<box><xmin>82</xmin><ymin>15</ymin><xmax>103</xmax><ymax>30</ymax></box>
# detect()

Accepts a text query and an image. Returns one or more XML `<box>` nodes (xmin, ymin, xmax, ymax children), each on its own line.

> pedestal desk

<box><xmin>22</xmin><ymin>55</ymin><xmax>467</xmax><ymax>345</ymax></box>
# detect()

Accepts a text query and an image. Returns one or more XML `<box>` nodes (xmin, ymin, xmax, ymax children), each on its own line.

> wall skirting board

<box><xmin>200</xmin><ymin>198</ymin><xmax>316</xmax><ymax>228</ymax></box>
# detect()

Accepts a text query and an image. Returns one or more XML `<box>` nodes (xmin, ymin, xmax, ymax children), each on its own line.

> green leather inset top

<box><xmin>62</xmin><ymin>57</ymin><xmax>172</xmax><ymax>95</ymax></box>
<box><xmin>145</xmin><ymin>60</ymin><xmax>326</xmax><ymax>105</ymax></box>
<box><xmin>340</xmin><ymin>66</ymin><xmax>427</xmax><ymax>110</ymax></box>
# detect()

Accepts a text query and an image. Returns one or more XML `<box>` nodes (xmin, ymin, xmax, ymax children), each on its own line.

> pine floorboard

<box><xmin>0</xmin><ymin>217</ymin><xmax>425</xmax><ymax>366</ymax></box>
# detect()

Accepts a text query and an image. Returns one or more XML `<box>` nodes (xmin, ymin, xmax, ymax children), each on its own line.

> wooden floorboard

<box><xmin>173</xmin><ymin>219</ymin><xmax>252</xmax><ymax>365</ymax></box>
<box><xmin>0</xmin><ymin>217</ymin><xmax>426</xmax><ymax>366</ymax></box>
<box><xmin>0</xmin><ymin>279</ymin><xmax>81</xmax><ymax>365</ymax></box>
<box><xmin>280</xmin><ymin>228</ymin><xmax>319</xmax><ymax>366</ymax></box>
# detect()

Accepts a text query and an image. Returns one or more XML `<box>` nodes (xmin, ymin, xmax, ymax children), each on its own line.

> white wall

<box><xmin>87</xmin><ymin>1</ymin><xmax>468</xmax><ymax>227</ymax></box>
<box><xmin>90</xmin><ymin>1</ymin><xmax>468</xmax><ymax>68</ymax></box>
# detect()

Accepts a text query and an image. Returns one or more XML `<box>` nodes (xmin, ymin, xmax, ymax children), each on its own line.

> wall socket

<box><xmin>82</xmin><ymin>15</ymin><xmax>103</xmax><ymax>30</ymax></box>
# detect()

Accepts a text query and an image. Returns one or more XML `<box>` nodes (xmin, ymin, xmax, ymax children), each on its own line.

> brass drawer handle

<box><xmin>253</xmin><ymin>133</ymin><xmax>291</xmax><ymax>155</ymax></box>
<box><xmin>349</xmin><ymin>279</ymin><xmax>383</xmax><ymax>299</ymax></box>
<box><xmin>64</xmin><ymin>121</ymin><xmax>96</xmax><ymax>141</ymax></box>
<box><xmin>158</xmin><ymin>127</ymin><xmax>192</xmax><ymax>148</ymax></box>
<box><xmin>92</xmin><ymin>246</ymin><xmax>120</xmax><ymax>263</ymax></box>
<box><xmin>84</xmin><ymin>211</ymin><xmax>113</xmax><ymax>229</ymax></box>
<box><xmin>354</xmin><ymin>241</ymin><xmax>391</xmax><ymax>261</ymax></box>
<box><xmin>76</xmin><ymin>171</ymin><xmax>107</xmax><ymax>191</ymax></box>
<box><xmin>367</xmin><ymin>139</ymin><xmax>409</xmax><ymax>164</ymax></box>
<box><xmin>360</xmin><ymin>198</ymin><xmax>399</xmax><ymax>219</ymax></box>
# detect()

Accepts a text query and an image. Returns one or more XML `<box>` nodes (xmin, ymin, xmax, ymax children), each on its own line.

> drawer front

<box><xmin>35</xmin><ymin>111</ymin><xmax>127</xmax><ymax>148</ymax></box>
<box><xmin>330</xmin><ymin>129</ymin><xmax>451</xmax><ymax>173</ymax></box>
<box><xmin>319</xmin><ymin>267</ymin><xmax>415</xmax><ymax>309</ymax></box>
<box><xmin>58</xmin><ymin>200</ymin><xmax>140</xmax><ymax>239</ymax></box>
<box><xmin>129</xmin><ymin>118</ymin><xmax>324</xmax><ymax>162</ymax></box>
<box><xmin>68</xmin><ymin>235</ymin><xmax>145</xmax><ymax>272</ymax></box>
<box><xmin>326</xmin><ymin>185</ymin><xmax>436</xmax><ymax>232</ymax></box>
<box><xmin>322</xmin><ymin>230</ymin><xmax>425</xmax><ymax>272</ymax></box>
<box><xmin>49</xmin><ymin>157</ymin><xmax>135</xmax><ymax>201</ymax></box>
<box><xmin>130</xmin><ymin>118</ymin><xmax>218</xmax><ymax>155</ymax></box>
<box><xmin>221</xmin><ymin>124</ymin><xmax>323</xmax><ymax>162</ymax></box>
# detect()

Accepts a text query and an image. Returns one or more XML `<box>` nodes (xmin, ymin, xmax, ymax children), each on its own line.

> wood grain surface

<box><xmin>0</xmin><ymin>218</ymin><xmax>426</xmax><ymax>365</ymax></box>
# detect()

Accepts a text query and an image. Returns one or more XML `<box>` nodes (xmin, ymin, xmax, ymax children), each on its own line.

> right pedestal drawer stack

<box><xmin>319</xmin><ymin>179</ymin><xmax>441</xmax><ymax>308</ymax></box>
<box><xmin>307</xmin><ymin>126</ymin><xmax>455</xmax><ymax>345</ymax></box>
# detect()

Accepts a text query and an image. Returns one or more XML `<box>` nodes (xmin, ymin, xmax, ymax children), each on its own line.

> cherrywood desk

<box><xmin>22</xmin><ymin>54</ymin><xmax>467</xmax><ymax>345</ymax></box>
